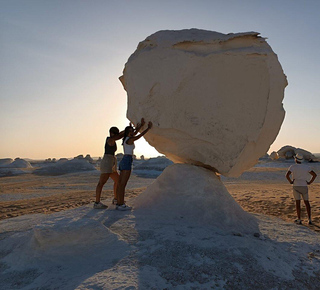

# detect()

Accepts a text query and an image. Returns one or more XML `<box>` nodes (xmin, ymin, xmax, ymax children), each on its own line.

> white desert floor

<box><xmin>0</xmin><ymin>160</ymin><xmax>320</xmax><ymax>289</ymax></box>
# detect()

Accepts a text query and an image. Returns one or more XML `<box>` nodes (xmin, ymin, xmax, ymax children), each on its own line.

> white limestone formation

<box><xmin>134</xmin><ymin>164</ymin><xmax>257</xmax><ymax>232</ymax></box>
<box><xmin>294</xmin><ymin>148</ymin><xmax>317</xmax><ymax>162</ymax></box>
<box><xmin>0</xmin><ymin>158</ymin><xmax>13</xmax><ymax>167</ymax></box>
<box><xmin>74</xmin><ymin>154</ymin><xmax>84</xmax><ymax>160</ymax></box>
<box><xmin>269</xmin><ymin>151</ymin><xmax>279</xmax><ymax>160</ymax></box>
<box><xmin>277</xmin><ymin>145</ymin><xmax>317</xmax><ymax>161</ymax></box>
<box><xmin>8</xmin><ymin>158</ymin><xmax>32</xmax><ymax>168</ymax></box>
<box><xmin>85</xmin><ymin>154</ymin><xmax>94</xmax><ymax>163</ymax></box>
<box><xmin>277</xmin><ymin>145</ymin><xmax>295</xmax><ymax>159</ymax></box>
<box><xmin>120</xmin><ymin>29</ymin><xmax>287</xmax><ymax>177</ymax></box>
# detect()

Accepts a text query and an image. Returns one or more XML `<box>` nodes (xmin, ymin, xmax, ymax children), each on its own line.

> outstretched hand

<box><xmin>141</xmin><ymin>118</ymin><xmax>145</xmax><ymax>126</ymax></box>
<box><xmin>148</xmin><ymin>121</ymin><xmax>153</xmax><ymax>129</ymax></box>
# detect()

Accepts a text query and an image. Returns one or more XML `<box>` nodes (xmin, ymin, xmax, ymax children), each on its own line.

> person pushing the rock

<box><xmin>94</xmin><ymin>126</ymin><xmax>124</xmax><ymax>209</ymax></box>
<box><xmin>116</xmin><ymin>119</ymin><xmax>152</xmax><ymax>211</ymax></box>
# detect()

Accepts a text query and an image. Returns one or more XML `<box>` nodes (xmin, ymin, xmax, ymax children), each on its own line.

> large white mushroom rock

<box><xmin>133</xmin><ymin>164</ymin><xmax>258</xmax><ymax>232</ymax></box>
<box><xmin>120</xmin><ymin>29</ymin><xmax>287</xmax><ymax>177</ymax></box>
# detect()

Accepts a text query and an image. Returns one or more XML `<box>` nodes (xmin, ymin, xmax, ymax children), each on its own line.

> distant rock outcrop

<box><xmin>134</xmin><ymin>156</ymin><xmax>173</xmax><ymax>172</ymax></box>
<box><xmin>58</xmin><ymin>158</ymin><xmax>68</xmax><ymax>162</ymax></box>
<box><xmin>269</xmin><ymin>151</ymin><xmax>279</xmax><ymax>160</ymax></box>
<box><xmin>294</xmin><ymin>148</ymin><xmax>317</xmax><ymax>162</ymax></box>
<box><xmin>7</xmin><ymin>158</ymin><xmax>32</xmax><ymax>168</ymax></box>
<box><xmin>33</xmin><ymin>159</ymin><xmax>96</xmax><ymax>176</ymax></box>
<box><xmin>84</xmin><ymin>154</ymin><xmax>93</xmax><ymax>163</ymax></box>
<box><xmin>0</xmin><ymin>158</ymin><xmax>13</xmax><ymax>167</ymax></box>
<box><xmin>0</xmin><ymin>158</ymin><xmax>32</xmax><ymax>177</ymax></box>
<box><xmin>277</xmin><ymin>145</ymin><xmax>295</xmax><ymax>159</ymax></box>
<box><xmin>277</xmin><ymin>145</ymin><xmax>317</xmax><ymax>161</ymax></box>
<box><xmin>74</xmin><ymin>155</ymin><xmax>84</xmax><ymax>160</ymax></box>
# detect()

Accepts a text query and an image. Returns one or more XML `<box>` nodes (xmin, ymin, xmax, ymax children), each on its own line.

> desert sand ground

<box><xmin>0</xmin><ymin>165</ymin><xmax>319</xmax><ymax>232</ymax></box>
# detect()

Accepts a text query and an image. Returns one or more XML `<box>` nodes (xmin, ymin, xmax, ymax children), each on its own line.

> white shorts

<box><xmin>293</xmin><ymin>186</ymin><xmax>309</xmax><ymax>201</ymax></box>
<box><xmin>100</xmin><ymin>154</ymin><xmax>117</xmax><ymax>174</ymax></box>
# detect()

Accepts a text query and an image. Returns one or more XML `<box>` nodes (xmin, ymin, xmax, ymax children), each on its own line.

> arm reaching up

<box><xmin>133</xmin><ymin>118</ymin><xmax>145</xmax><ymax>136</ymax></box>
<box><xmin>127</xmin><ymin>122</ymin><xmax>152</xmax><ymax>145</ymax></box>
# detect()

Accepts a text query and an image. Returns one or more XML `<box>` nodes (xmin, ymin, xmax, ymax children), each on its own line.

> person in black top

<box><xmin>94</xmin><ymin>126</ymin><xmax>124</xmax><ymax>209</ymax></box>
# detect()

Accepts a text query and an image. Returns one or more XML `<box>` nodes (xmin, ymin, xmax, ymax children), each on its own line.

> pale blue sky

<box><xmin>1</xmin><ymin>0</ymin><xmax>319</xmax><ymax>159</ymax></box>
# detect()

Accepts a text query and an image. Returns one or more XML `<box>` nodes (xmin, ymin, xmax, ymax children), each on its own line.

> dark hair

<box><xmin>109</xmin><ymin>127</ymin><xmax>119</xmax><ymax>135</ymax></box>
<box><xmin>122</xmin><ymin>126</ymin><xmax>133</xmax><ymax>145</ymax></box>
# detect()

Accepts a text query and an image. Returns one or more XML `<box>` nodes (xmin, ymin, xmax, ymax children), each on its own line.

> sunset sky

<box><xmin>1</xmin><ymin>0</ymin><xmax>319</xmax><ymax>159</ymax></box>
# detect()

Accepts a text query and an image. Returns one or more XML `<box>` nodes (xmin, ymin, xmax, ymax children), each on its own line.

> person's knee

<box><xmin>118</xmin><ymin>180</ymin><xmax>126</xmax><ymax>188</ymax></box>
<box><xmin>98</xmin><ymin>177</ymin><xmax>108</xmax><ymax>186</ymax></box>
<box><xmin>97</xmin><ymin>181</ymin><xmax>105</xmax><ymax>187</ymax></box>
<box><xmin>113</xmin><ymin>178</ymin><xmax>119</xmax><ymax>185</ymax></box>
<box><xmin>111</xmin><ymin>175</ymin><xmax>119</xmax><ymax>183</ymax></box>
<box><xmin>117</xmin><ymin>179</ymin><xmax>124</xmax><ymax>187</ymax></box>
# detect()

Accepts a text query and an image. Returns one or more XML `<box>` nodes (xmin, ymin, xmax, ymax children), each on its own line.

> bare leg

<box><xmin>95</xmin><ymin>173</ymin><xmax>110</xmax><ymax>203</ymax></box>
<box><xmin>303</xmin><ymin>200</ymin><xmax>311</xmax><ymax>220</ymax></box>
<box><xmin>110</xmin><ymin>172</ymin><xmax>119</xmax><ymax>199</ymax></box>
<box><xmin>117</xmin><ymin>170</ymin><xmax>131</xmax><ymax>205</ymax></box>
<box><xmin>295</xmin><ymin>200</ymin><xmax>301</xmax><ymax>220</ymax></box>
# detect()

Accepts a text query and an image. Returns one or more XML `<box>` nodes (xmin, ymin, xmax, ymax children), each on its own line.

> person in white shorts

<box><xmin>285</xmin><ymin>153</ymin><xmax>317</xmax><ymax>224</ymax></box>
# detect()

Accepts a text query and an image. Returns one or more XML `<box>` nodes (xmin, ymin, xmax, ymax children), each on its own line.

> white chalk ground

<box><xmin>0</xmin><ymin>163</ymin><xmax>320</xmax><ymax>289</ymax></box>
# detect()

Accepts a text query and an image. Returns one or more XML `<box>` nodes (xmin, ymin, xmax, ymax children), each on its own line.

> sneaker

<box><xmin>112</xmin><ymin>198</ymin><xmax>117</xmax><ymax>205</ymax></box>
<box><xmin>93</xmin><ymin>202</ymin><xmax>108</xmax><ymax>209</ymax></box>
<box><xmin>308</xmin><ymin>220</ymin><xmax>313</xmax><ymax>225</ymax></box>
<box><xmin>294</xmin><ymin>219</ymin><xmax>302</xmax><ymax>225</ymax></box>
<box><xmin>116</xmin><ymin>204</ymin><xmax>132</xmax><ymax>211</ymax></box>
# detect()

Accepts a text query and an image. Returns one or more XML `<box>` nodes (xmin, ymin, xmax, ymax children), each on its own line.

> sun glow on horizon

<box><xmin>1</xmin><ymin>1</ymin><xmax>319</xmax><ymax>160</ymax></box>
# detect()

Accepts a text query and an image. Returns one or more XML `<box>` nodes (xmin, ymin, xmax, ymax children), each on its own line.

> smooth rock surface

<box><xmin>278</xmin><ymin>145</ymin><xmax>317</xmax><ymax>161</ymax></box>
<box><xmin>120</xmin><ymin>29</ymin><xmax>287</xmax><ymax>177</ymax></box>
<box><xmin>6</xmin><ymin>158</ymin><xmax>32</xmax><ymax>168</ymax></box>
<box><xmin>269</xmin><ymin>151</ymin><xmax>279</xmax><ymax>160</ymax></box>
<box><xmin>0</xmin><ymin>158</ymin><xmax>13</xmax><ymax>167</ymax></box>
<box><xmin>133</xmin><ymin>163</ymin><xmax>258</xmax><ymax>232</ymax></box>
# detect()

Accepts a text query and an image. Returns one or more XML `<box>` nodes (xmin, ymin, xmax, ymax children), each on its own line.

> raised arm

<box><xmin>117</xmin><ymin>130</ymin><xmax>125</xmax><ymax>139</ymax></box>
<box><xmin>127</xmin><ymin>122</ymin><xmax>152</xmax><ymax>144</ymax></box>
<box><xmin>307</xmin><ymin>170</ymin><xmax>317</xmax><ymax>185</ymax></box>
<box><xmin>107</xmin><ymin>129</ymin><xmax>125</xmax><ymax>144</ymax></box>
<box><xmin>133</xmin><ymin>118</ymin><xmax>145</xmax><ymax>136</ymax></box>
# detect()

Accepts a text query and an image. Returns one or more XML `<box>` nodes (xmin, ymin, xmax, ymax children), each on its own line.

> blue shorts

<box><xmin>119</xmin><ymin>155</ymin><xmax>133</xmax><ymax>171</ymax></box>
